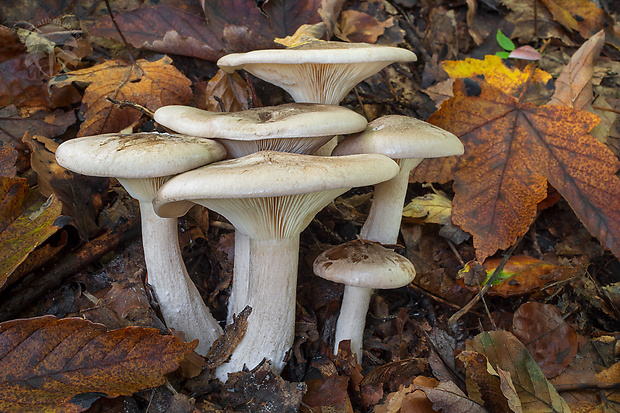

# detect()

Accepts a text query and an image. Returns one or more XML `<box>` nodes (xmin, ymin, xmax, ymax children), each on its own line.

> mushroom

<box><xmin>154</xmin><ymin>102</ymin><xmax>368</xmax><ymax>323</ymax></box>
<box><xmin>217</xmin><ymin>41</ymin><xmax>417</xmax><ymax>154</ymax></box>
<box><xmin>313</xmin><ymin>239</ymin><xmax>416</xmax><ymax>361</ymax></box>
<box><xmin>55</xmin><ymin>132</ymin><xmax>227</xmax><ymax>355</ymax></box>
<box><xmin>332</xmin><ymin>115</ymin><xmax>464</xmax><ymax>244</ymax></box>
<box><xmin>153</xmin><ymin>102</ymin><xmax>367</xmax><ymax>157</ymax></box>
<box><xmin>153</xmin><ymin>150</ymin><xmax>400</xmax><ymax>380</ymax></box>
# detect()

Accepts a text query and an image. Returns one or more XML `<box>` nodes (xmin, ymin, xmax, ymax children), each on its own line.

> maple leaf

<box><xmin>445</xmin><ymin>79</ymin><xmax>618</xmax><ymax>260</ymax></box>
<box><xmin>49</xmin><ymin>56</ymin><xmax>191</xmax><ymax>137</ymax></box>
<box><xmin>0</xmin><ymin>315</ymin><xmax>196</xmax><ymax>412</ymax></box>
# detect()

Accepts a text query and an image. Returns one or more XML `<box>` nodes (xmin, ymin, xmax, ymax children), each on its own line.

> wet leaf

<box><xmin>457</xmin><ymin>256</ymin><xmax>576</xmax><ymax>297</ymax></box>
<box><xmin>512</xmin><ymin>302</ymin><xmax>579</xmax><ymax>378</ymax></box>
<box><xmin>48</xmin><ymin>56</ymin><xmax>192</xmax><ymax>137</ymax></box>
<box><xmin>549</xmin><ymin>30</ymin><xmax>605</xmax><ymax>110</ymax></box>
<box><xmin>0</xmin><ymin>185</ymin><xmax>65</xmax><ymax>292</ymax></box>
<box><xmin>414</xmin><ymin>77</ymin><xmax>620</xmax><ymax>261</ymax></box>
<box><xmin>0</xmin><ymin>315</ymin><xmax>196</xmax><ymax>412</ymax></box>
<box><xmin>466</xmin><ymin>330</ymin><xmax>571</xmax><ymax>412</ymax></box>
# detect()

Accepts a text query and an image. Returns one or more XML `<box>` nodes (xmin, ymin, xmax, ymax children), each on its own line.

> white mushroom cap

<box><xmin>313</xmin><ymin>239</ymin><xmax>416</xmax><ymax>289</ymax></box>
<box><xmin>153</xmin><ymin>150</ymin><xmax>400</xmax><ymax>234</ymax></box>
<box><xmin>216</xmin><ymin>42</ymin><xmax>417</xmax><ymax>104</ymax></box>
<box><xmin>332</xmin><ymin>115</ymin><xmax>464</xmax><ymax>162</ymax></box>
<box><xmin>55</xmin><ymin>132</ymin><xmax>227</xmax><ymax>202</ymax></box>
<box><xmin>154</xmin><ymin>103</ymin><xmax>368</xmax><ymax>157</ymax></box>
<box><xmin>55</xmin><ymin>132</ymin><xmax>227</xmax><ymax>178</ymax></box>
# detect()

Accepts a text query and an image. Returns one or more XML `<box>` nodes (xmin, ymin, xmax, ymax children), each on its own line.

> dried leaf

<box><xmin>373</xmin><ymin>378</ymin><xmax>439</xmax><ymax>413</ymax></box>
<box><xmin>415</xmin><ymin>380</ymin><xmax>486</xmax><ymax>413</ymax></box>
<box><xmin>303</xmin><ymin>374</ymin><xmax>353</xmax><ymax>412</ymax></box>
<box><xmin>415</xmin><ymin>77</ymin><xmax>620</xmax><ymax>261</ymax></box>
<box><xmin>402</xmin><ymin>192</ymin><xmax>452</xmax><ymax>225</ymax></box>
<box><xmin>200</xmin><ymin>70</ymin><xmax>250</xmax><ymax>113</ymax></box>
<box><xmin>261</xmin><ymin>0</ymin><xmax>323</xmax><ymax>38</ymax></box>
<box><xmin>0</xmin><ymin>142</ymin><xmax>18</xmax><ymax>177</ymax></box>
<box><xmin>49</xmin><ymin>56</ymin><xmax>191</xmax><ymax>137</ymax></box>
<box><xmin>512</xmin><ymin>302</ymin><xmax>579</xmax><ymax>378</ymax></box>
<box><xmin>0</xmin><ymin>187</ymin><xmax>65</xmax><ymax>292</ymax></box>
<box><xmin>549</xmin><ymin>30</ymin><xmax>605</xmax><ymax>110</ymax></box>
<box><xmin>0</xmin><ymin>105</ymin><xmax>75</xmax><ymax>147</ymax></box>
<box><xmin>205</xmin><ymin>306</ymin><xmax>250</xmax><ymax>370</ymax></box>
<box><xmin>457</xmin><ymin>256</ymin><xmax>576</xmax><ymax>297</ymax></box>
<box><xmin>457</xmin><ymin>351</ymin><xmax>514</xmax><ymax>412</ymax></box>
<box><xmin>539</xmin><ymin>0</ymin><xmax>612</xmax><ymax>39</ymax></box>
<box><xmin>466</xmin><ymin>330</ymin><xmax>571</xmax><ymax>413</ymax></box>
<box><xmin>0</xmin><ymin>315</ymin><xmax>196</xmax><ymax>412</ymax></box>
<box><xmin>337</xmin><ymin>10</ymin><xmax>393</xmax><ymax>43</ymax></box>
<box><xmin>274</xmin><ymin>23</ymin><xmax>326</xmax><ymax>47</ymax></box>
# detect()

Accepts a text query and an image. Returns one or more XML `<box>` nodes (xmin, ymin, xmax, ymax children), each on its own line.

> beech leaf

<box><xmin>466</xmin><ymin>331</ymin><xmax>571</xmax><ymax>413</ymax></box>
<box><xmin>0</xmin><ymin>315</ymin><xmax>197</xmax><ymax>412</ymax></box>
<box><xmin>49</xmin><ymin>56</ymin><xmax>191</xmax><ymax>137</ymax></box>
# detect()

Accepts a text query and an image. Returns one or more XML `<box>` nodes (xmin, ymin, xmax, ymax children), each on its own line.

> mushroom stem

<box><xmin>227</xmin><ymin>231</ymin><xmax>251</xmax><ymax>324</ymax></box>
<box><xmin>360</xmin><ymin>160</ymin><xmax>422</xmax><ymax>244</ymax></box>
<box><xmin>216</xmin><ymin>236</ymin><xmax>299</xmax><ymax>381</ymax></box>
<box><xmin>334</xmin><ymin>285</ymin><xmax>373</xmax><ymax>362</ymax></box>
<box><xmin>140</xmin><ymin>202</ymin><xmax>223</xmax><ymax>355</ymax></box>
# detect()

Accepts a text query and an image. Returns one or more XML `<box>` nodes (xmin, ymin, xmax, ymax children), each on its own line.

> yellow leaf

<box><xmin>274</xmin><ymin>23</ymin><xmax>326</xmax><ymax>48</ymax></box>
<box><xmin>402</xmin><ymin>193</ymin><xmax>452</xmax><ymax>225</ymax></box>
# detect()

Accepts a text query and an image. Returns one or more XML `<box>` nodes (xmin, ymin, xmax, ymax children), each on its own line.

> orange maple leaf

<box><xmin>417</xmin><ymin>78</ymin><xmax>620</xmax><ymax>261</ymax></box>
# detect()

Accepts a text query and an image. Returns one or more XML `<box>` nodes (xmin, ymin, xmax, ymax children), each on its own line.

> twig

<box><xmin>103</xmin><ymin>0</ymin><xmax>135</xmax><ymax>64</ymax></box>
<box><xmin>448</xmin><ymin>235</ymin><xmax>524</xmax><ymax>327</ymax></box>
<box><xmin>106</xmin><ymin>97</ymin><xmax>154</xmax><ymax>118</ymax></box>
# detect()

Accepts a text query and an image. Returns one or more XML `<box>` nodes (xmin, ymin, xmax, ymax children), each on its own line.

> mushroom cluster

<box><xmin>55</xmin><ymin>40</ymin><xmax>464</xmax><ymax>382</ymax></box>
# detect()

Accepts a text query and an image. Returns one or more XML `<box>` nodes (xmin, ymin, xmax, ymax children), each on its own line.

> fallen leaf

<box><xmin>549</xmin><ymin>30</ymin><xmax>605</xmax><ymax>110</ymax></box>
<box><xmin>0</xmin><ymin>142</ymin><xmax>18</xmax><ymax>176</ymax></box>
<box><xmin>0</xmin><ymin>105</ymin><xmax>75</xmax><ymax>147</ymax></box>
<box><xmin>274</xmin><ymin>23</ymin><xmax>327</xmax><ymax>47</ymax></box>
<box><xmin>196</xmin><ymin>69</ymin><xmax>250</xmax><ymax>113</ymax></box>
<box><xmin>337</xmin><ymin>9</ymin><xmax>393</xmax><ymax>43</ymax></box>
<box><xmin>0</xmin><ymin>315</ymin><xmax>196</xmax><ymax>412</ymax></box>
<box><xmin>261</xmin><ymin>0</ymin><xmax>323</xmax><ymax>38</ymax></box>
<box><xmin>466</xmin><ymin>330</ymin><xmax>571</xmax><ymax>412</ymax></box>
<box><xmin>415</xmin><ymin>380</ymin><xmax>486</xmax><ymax>413</ymax></box>
<box><xmin>414</xmin><ymin>77</ymin><xmax>620</xmax><ymax>261</ymax></box>
<box><xmin>0</xmin><ymin>186</ymin><xmax>65</xmax><ymax>292</ymax></box>
<box><xmin>303</xmin><ymin>374</ymin><xmax>353</xmax><ymax>412</ymax></box>
<box><xmin>456</xmin><ymin>256</ymin><xmax>576</xmax><ymax>297</ymax></box>
<box><xmin>457</xmin><ymin>351</ymin><xmax>514</xmax><ymax>412</ymax></box>
<box><xmin>501</xmin><ymin>0</ymin><xmax>573</xmax><ymax>45</ymax></box>
<box><xmin>373</xmin><ymin>377</ymin><xmax>439</xmax><ymax>413</ymax></box>
<box><xmin>512</xmin><ymin>302</ymin><xmax>579</xmax><ymax>378</ymax></box>
<box><xmin>539</xmin><ymin>0</ymin><xmax>612</xmax><ymax>39</ymax></box>
<box><xmin>403</xmin><ymin>192</ymin><xmax>452</xmax><ymax>225</ymax></box>
<box><xmin>205</xmin><ymin>306</ymin><xmax>250</xmax><ymax>371</ymax></box>
<box><xmin>48</xmin><ymin>56</ymin><xmax>192</xmax><ymax>137</ymax></box>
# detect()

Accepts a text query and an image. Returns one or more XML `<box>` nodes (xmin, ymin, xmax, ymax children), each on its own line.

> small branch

<box><xmin>106</xmin><ymin>97</ymin><xmax>154</xmax><ymax>118</ymax></box>
<box><xmin>103</xmin><ymin>0</ymin><xmax>135</xmax><ymax>64</ymax></box>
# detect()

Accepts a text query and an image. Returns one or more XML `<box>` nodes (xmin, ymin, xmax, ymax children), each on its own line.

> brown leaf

<box><xmin>87</xmin><ymin>5</ymin><xmax>225</xmax><ymax>61</ymax></box>
<box><xmin>49</xmin><ymin>56</ymin><xmax>192</xmax><ymax>137</ymax></box>
<box><xmin>456</xmin><ymin>256</ymin><xmax>577</xmax><ymax>297</ymax></box>
<box><xmin>373</xmin><ymin>377</ymin><xmax>439</xmax><ymax>413</ymax></box>
<box><xmin>512</xmin><ymin>302</ymin><xmax>579</xmax><ymax>378</ymax></box>
<box><xmin>457</xmin><ymin>351</ymin><xmax>512</xmax><ymax>412</ymax></box>
<box><xmin>0</xmin><ymin>315</ymin><xmax>196</xmax><ymax>412</ymax></box>
<box><xmin>466</xmin><ymin>330</ymin><xmax>571</xmax><ymax>412</ymax></box>
<box><xmin>0</xmin><ymin>142</ymin><xmax>18</xmax><ymax>177</ymax></box>
<box><xmin>415</xmin><ymin>380</ymin><xmax>486</xmax><ymax>413</ymax></box>
<box><xmin>303</xmin><ymin>374</ymin><xmax>353</xmax><ymax>412</ymax></box>
<box><xmin>549</xmin><ymin>30</ymin><xmax>605</xmax><ymax>110</ymax></box>
<box><xmin>417</xmin><ymin>77</ymin><xmax>620</xmax><ymax>261</ymax></box>
<box><xmin>23</xmin><ymin>133</ymin><xmax>108</xmax><ymax>241</ymax></box>
<box><xmin>261</xmin><ymin>0</ymin><xmax>323</xmax><ymax>38</ymax></box>
<box><xmin>0</xmin><ymin>187</ymin><xmax>65</xmax><ymax>293</ymax></box>
<box><xmin>337</xmin><ymin>10</ymin><xmax>392</xmax><ymax>43</ymax></box>
<box><xmin>0</xmin><ymin>105</ymin><xmax>75</xmax><ymax>147</ymax></box>
<box><xmin>539</xmin><ymin>0</ymin><xmax>613</xmax><ymax>39</ymax></box>
<box><xmin>204</xmin><ymin>306</ymin><xmax>250</xmax><ymax>370</ymax></box>
<box><xmin>198</xmin><ymin>70</ymin><xmax>250</xmax><ymax>113</ymax></box>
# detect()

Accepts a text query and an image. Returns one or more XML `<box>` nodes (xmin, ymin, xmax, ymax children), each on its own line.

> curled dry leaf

<box><xmin>466</xmin><ymin>330</ymin><xmax>571</xmax><ymax>412</ymax></box>
<box><xmin>0</xmin><ymin>104</ymin><xmax>74</xmax><ymax>148</ymax></box>
<box><xmin>512</xmin><ymin>302</ymin><xmax>579</xmax><ymax>378</ymax></box>
<box><xmin>0</xmin><ymin>315</ymin><xmax>197</xmax><ymax>412</ymax></box>
<box><xmin>49</xmin><ymin>56</ymin><xmax>192</xmax><ymax>137</ymax></box>
<box><xmin>456</xmin><ymin>256</ymin><xmax>576</xmax><ymax>297</ymax></box>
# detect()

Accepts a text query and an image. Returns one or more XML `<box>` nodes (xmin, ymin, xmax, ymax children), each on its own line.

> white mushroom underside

<box><xmin>244</xmin><ymin>62</ymin><xmax>394</xmax><ymax>104</ymax></box>
<box><xmin>117</xmin><ymin>176</ymin><xmax>170</xmax><ymax>203</ymax></box>
<box><xmin>220</xmin><ymin>136</ymin><xmax>334</xmax><ymax>158</ymax></box>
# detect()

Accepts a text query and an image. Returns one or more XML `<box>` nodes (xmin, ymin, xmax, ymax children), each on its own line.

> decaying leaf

<box><xmin>457</xmin><ymin>256</ymin><xmax>576</xmax><ymax>297</ymax></box>
<box><xmin>0</xmin><ymin>315</ymin><xmax>196</xmax><ymax>412</ymax></box>
<box><xmin>403</xmin><ymin>192</ymin><xmax>452</xmax><ymax>225</ymax></box>
<box><xmin>415</xmin><ymin>76</ymin><xmax>620</xmax><ymax>261</ymax></box>
<box><xmin>0</xmin><ymin>104</ymin><xmax>74</xmax><ymax>147</ymax></box>
<box><xmin>415</xmin><ymin>380</ymin><xmax>486</xmax><ymax>413</ymax></box>
<box><xmin>373</xmin><ymin>377</ymin><xmax>439</xmax><ymax>413</ymax></box>
<box><xmin>48</xmin><ymin>56</ymin><xmax>192</xmax><ymax>137</ymax></box>
<box><xmin>538</xmin><ymin>0</ymin><xmax>614</xmax><ymax>39</ymax></box>
<box><xmin>466</xmin><ymin>330</ymin><xmax>571</xmax><ymax>412</ymax></box>
<box><xmin>303</xmin><ymin>374</ymin><xmax>353</xmax><ymax>412</ymax></box>
<box><xmin>337</xmin><ymin>10</ymin><xmax>394</xmax><ymax>43</ymax></box>
<box><xmin>198</xmin><ymin>70</ymin><xmax>250</xmax><ymax>113</ymax></box>
<box><xmin>205</xmin><ymin>306</ymin><xmax>251</xmax><ymax>370</ymax></box>
<box><xmin>512</xmin><ymin>302</ymin><xmax>579</xmax><ymax>378</ymax></box>
<box><xmin>274</xmin><ymin>23</ymin><xmax>326</xmax><ymax>47</ymax></box>
<box><xmin>0</xmin><ymin>182</ymin><xmax>65</xmax><ymax>292</ymax></box>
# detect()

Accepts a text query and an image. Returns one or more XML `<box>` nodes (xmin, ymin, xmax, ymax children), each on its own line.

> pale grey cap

<box><xmin>313</xmin><ymin>239</ymin><xmax>416</xmax><ymax>288</ymax></box>
<box><xmin>332</xmin><ymin>115</ymin><xmax>464</xmax><ymax>160</ymax></box>
<box><xmin>55</xmin><ymin>132</ymin><xmax>227</xmax><ymax>178</ymax></box>
<box><xmin>154</xmin><ymin>103</ymin><xmax>368</xmax><ymax>157</ymax></box>
<box><xmin>216</xmin><ymin>42</ymin><xmax>417</xmax><ymax>104</ymax></box>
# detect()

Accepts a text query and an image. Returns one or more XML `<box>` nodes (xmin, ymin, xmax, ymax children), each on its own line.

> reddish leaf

<box><xmin>261</xmin><ymin>0</ymin><xmax>323</xmax><ymax>37</ymax></box>
<box><xmin>0</xmin><ymin>315</ymin><xmax>196</xmax><ymax>412</ymax></box>
<box><xmin>512</xmin><ymin>302</ymin><xmax>579</xmax><ymax>378</ymax></box>
<box><xmin>0</xmin><ymin>105</ymin><xmax>75</xmax><ymax>147</ymax></box>
<box><xmin>416</xmin><ymin>78</ymin><xmax>620</xmax><ymax>261</ymax></box>
<box><xmin>49</xmin><ymin>56</ymin><xmax>192</xmax><ymax>136</ymax></box>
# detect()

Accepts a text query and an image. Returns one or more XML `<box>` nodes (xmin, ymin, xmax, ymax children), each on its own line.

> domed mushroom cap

<box><xmin>313</xmin><ymin>239</ymin><xmax>416</xmax><ymax>289</ymax></box>
<box><xmin>332</xmin><ymin>115</ymin><xmax>464</xmax><ymax>160</ymax></box>
<box><xmin>55</xmin><ymin>132</ymin><xmax>227</xmax><ymax>178</ymax></box>
<box><xmin>153</xmin><ymin>150</ymin><xmax>400</xmax><ymax>218</ymax></box>
<box><xmin>155</xmin><ymin>103</ymin><xmax>366</xmax><ymax>139</ymax></box>
<box><xmin>216</xmin><ymin>42</ymin><xmax>417</xmax><ymax>104</ymax></box>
